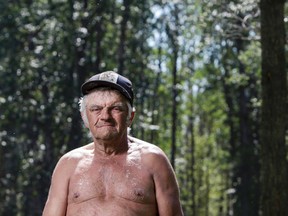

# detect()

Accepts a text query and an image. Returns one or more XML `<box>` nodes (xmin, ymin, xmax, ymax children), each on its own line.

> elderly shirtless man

<box><xmin>42</xmin><ymin>71</ymin><xmax>183</xmax><ymax>216</ymax></box>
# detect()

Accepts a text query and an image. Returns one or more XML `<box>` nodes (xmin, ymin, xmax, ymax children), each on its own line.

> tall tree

<box><xmin>117</xmin><ymin>0</ymin><xmax>132</xmax><ymax>74</ymax></box>
<box><xmin>260</xmin><ymin>0</ymin><xmax>288</xmax><ymax>215</ymax></box>
<box><xmin>165</xmin><ymin>2</ymin><xmax>180</xmax><ymax>168</ymax></box>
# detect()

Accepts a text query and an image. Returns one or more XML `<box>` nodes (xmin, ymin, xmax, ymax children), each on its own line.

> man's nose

<box><xmin>99</xmin><ymin>108</ymin><xmax>111</xmax><ymax>119</ymax></box>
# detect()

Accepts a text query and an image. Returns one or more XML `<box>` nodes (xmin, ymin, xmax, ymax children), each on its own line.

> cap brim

<box><xmin>81</xmin><ymin>80</ymin><xmax>132</xmax><ymax>104</ymax></box>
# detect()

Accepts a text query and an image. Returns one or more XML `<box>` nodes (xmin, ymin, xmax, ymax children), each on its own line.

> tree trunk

<box><xmin>166</xmin><ymin>3</ymin><xmax>180</xmax><ymax>168</ymax></box>
<box><xmin>117</xmin><ymin>0</ymin><xmax>132</xmax><ymax>74</ymax></box>
<box><xmin>260</xmin><ymin>0</ymin><xmax>288</xmax><ymax>215</ymax></box>
<box><xmin>236</xmin><ymin>38</ymin><xmax>260</xmax><ymax>216</ymax></box>
<box><xmin>92</xmin><ymin>2</ymin><xmax>105</xmax><ymax>74</ymax></box>
<box><xmin>171</xmin><ymin>48</ymin><xmax>177</xmax><ymax>168</ymax></box>
<box><xmin>67</xmin><ymin>0</ymin><xmax>88</xmax><ymax>151</ymax></box>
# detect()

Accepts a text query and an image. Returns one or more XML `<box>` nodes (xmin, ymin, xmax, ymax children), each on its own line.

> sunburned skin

<box><xmin>65</xmin><ymin>138</ymin><xmax>159</xmax><ymax>216</ymax></box>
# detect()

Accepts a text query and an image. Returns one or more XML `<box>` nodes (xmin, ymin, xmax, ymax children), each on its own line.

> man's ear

<box><xmin>128</xmin><ymin>111</ymin><xmax>135</xmax><ymax>127</ymax></box>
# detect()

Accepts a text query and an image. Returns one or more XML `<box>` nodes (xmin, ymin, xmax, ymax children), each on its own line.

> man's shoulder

<box><xmin>60</xmin><ymin>142</ymin><xmax>94</xmax><ymax>162</ymax></box>
<box><xmin>128</xmin><ymin>136</ymin><xmax>151</xmax><ymax>145</ymax></box>
<box><xmin>48</xmin><ymin>143</ymin><xmax>95</xmax><ymax>184</ymax></box>
<box><xmin>128</xmin><ymin>136</ymin><xmax>166</xmax><ymax>156</ymax></box>
<box><xmin>128</xmin><ymin>136</ymin><xmax>172</xmax><ymax>172</ymax></box>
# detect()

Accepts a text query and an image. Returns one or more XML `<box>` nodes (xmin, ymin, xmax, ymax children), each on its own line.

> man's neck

<box><xmin>93</xmin><ymin>136</ymin><xmax>129</xmax><ymax>157</ymax></box>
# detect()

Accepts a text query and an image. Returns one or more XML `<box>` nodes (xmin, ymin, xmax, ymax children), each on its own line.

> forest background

<box><xmin>0</xmin><ymin>0</ymin><xmax>287</xmax><ymax>215</ymax></box>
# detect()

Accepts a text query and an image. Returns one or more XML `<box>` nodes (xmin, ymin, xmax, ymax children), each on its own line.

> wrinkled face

<box><xmin>84</xmin><ymin>90</ymin><xmax>134</xmax><ymax>141</ymax></box>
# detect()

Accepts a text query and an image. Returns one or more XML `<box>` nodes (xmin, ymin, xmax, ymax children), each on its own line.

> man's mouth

<box><xmin>96</xmin><ymin>123</ymin><xmax>114</xmax><ymax>128</ymax></box>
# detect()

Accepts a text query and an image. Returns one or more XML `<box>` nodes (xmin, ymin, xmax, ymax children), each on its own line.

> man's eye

<box><xmin>90</xmin><ymin>107</ymin><xmax>102</xmax><ymax>112</ymax></box>
<box><xmin>112</xmin><ymin>106</ymin><xmax>124</xmax><ymax>111</ymax></box>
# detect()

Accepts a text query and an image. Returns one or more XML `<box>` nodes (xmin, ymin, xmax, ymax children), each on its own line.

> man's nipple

<box><xmin>73</xmin><ymin>192</ymin><xmax>80</xmax><ymax>200</ymax></box>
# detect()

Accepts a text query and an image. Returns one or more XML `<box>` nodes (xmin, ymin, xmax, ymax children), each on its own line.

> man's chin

<box><xmin>94</xmin><ymin>131</ymin><xmax>119</xmax><ymax>141</ymax></box>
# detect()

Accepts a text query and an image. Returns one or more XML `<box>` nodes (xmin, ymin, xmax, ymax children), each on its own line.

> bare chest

<box><xmin>67</xmin><ymin>157</ymin><xmax>155</xmax><ymax>205</ymax></box>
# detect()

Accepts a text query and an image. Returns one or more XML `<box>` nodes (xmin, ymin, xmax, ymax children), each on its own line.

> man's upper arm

<box><xmin>149</xmin><ymin>149</ymin><xmax>184</xmax><ymax>216</ymax></box>
<box><xmin>42</xmin><ymin>155</ymin><xmax>71</xmax><ymax>216</ymax></box>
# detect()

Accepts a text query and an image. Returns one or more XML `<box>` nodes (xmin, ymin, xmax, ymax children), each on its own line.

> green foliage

<box><xmin>0</xmin><ymin>0</ymin><xmax>277</xmax><ymax>215</ymax></box>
